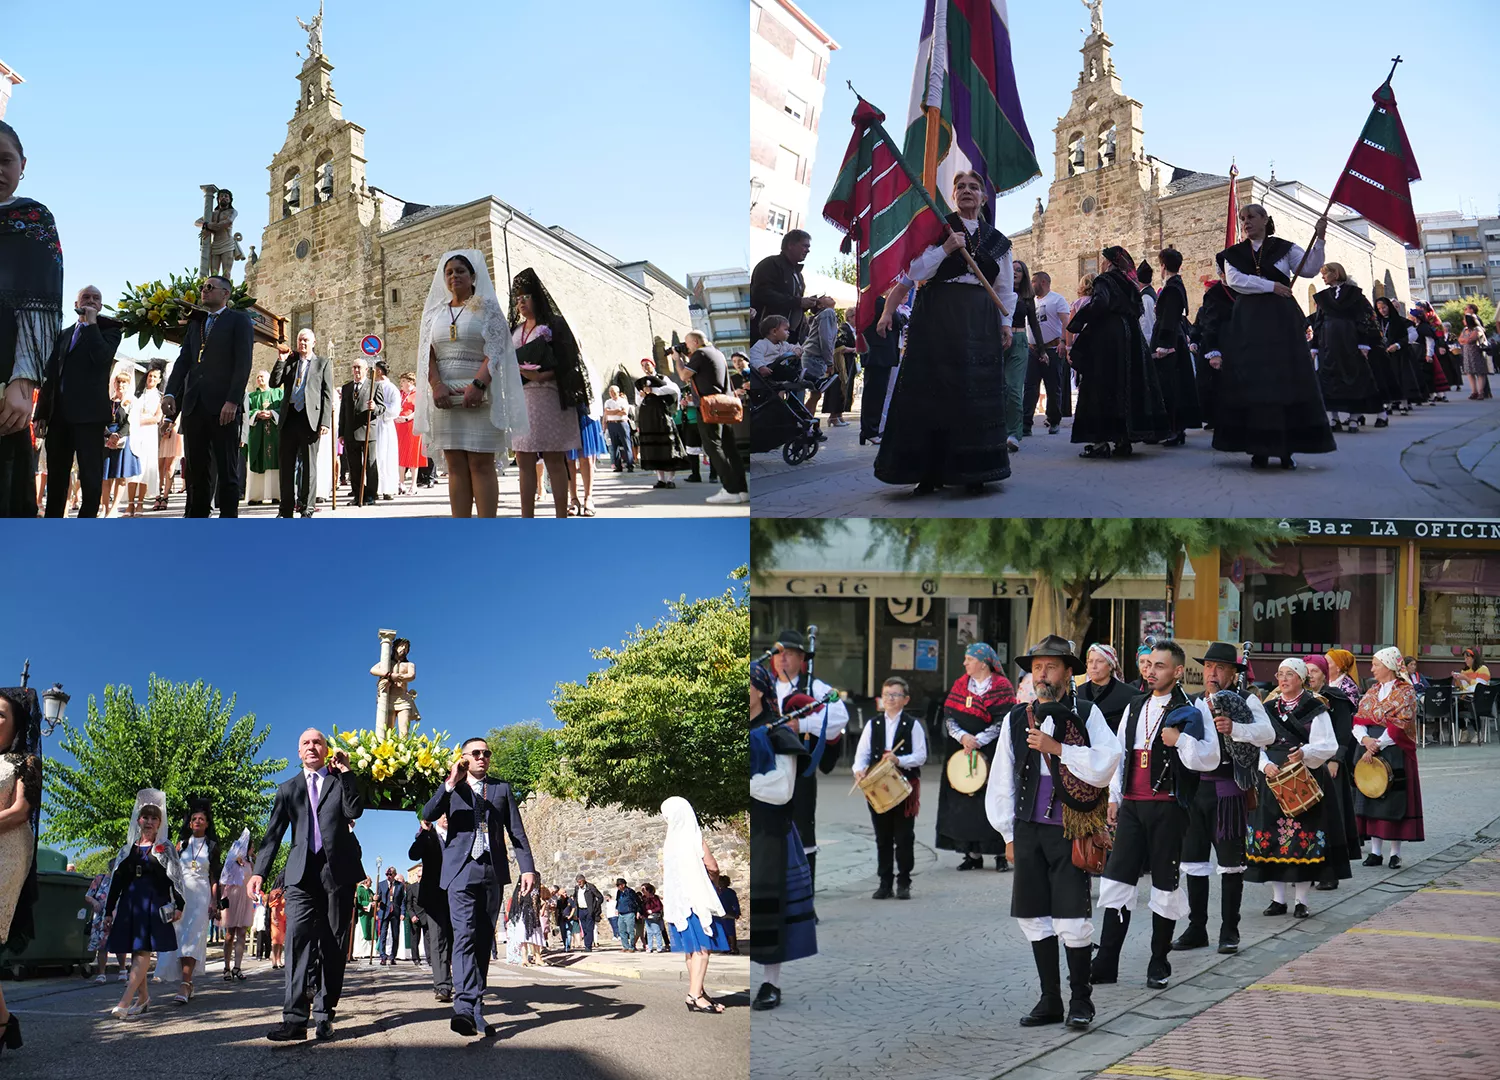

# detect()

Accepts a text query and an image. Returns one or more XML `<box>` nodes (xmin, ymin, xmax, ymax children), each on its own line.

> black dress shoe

<box><xmin>1388</xmin><ymin>855</ymin><xmax>1401</xmax><ymax>869</ymax></box>
<box><xmin>1250</xmin><ymin>455</ymin><xmax>1269</xmax><ymax>469</ymax></box>
<box><xmin>450</xmin><ymin>1016</ymin><xmax>479</xmax><ymax>1037</ymax></box>
<box><xmin>995</xmin><ymin>856</ymin><xmax>1009</xmax><ymax>872</ymax></box>
<box><xmin>751</xmin><ymin>982</ymin><xmax>782</xmax><ymax>1010</ymax></box>
<box><xmin>895</xmin><ymin>883</ymin><xmax>911</xmax><ymax>900</ymax></box>
<box><xmin>1048</xmin><ymin>424</ymin><xmax>1060</xmax><ymax>435</ymax></box>
<box><xmin>872</xmin><ymin>883</ymin><xmax>893</xmax><ymax>900</ymax></box>
<box><xmin>1293</xmin><ymin>903</ymin><xmax>1310</xmax><ymax>919</ymax></box>
<box><xmin>956</xmin><ymin>855</ymin><xmax>980</xmax><ymax>871</ymax></box>
<box><xmin>1263</xmin><ymin>901</ymin><xmax>1288</xmax><ymax>916</ymax></box>
<box><xmin>315</xmin><ymin>1020</ymin><xmax>334</xmax><ymax>1040</ymax></box>
<box><xmin>1363</xmin><ymin>853</ymin><xmax>1384</xmax><ymax>867</ymax></box>
<box><xmin>436</xmin><ymin>990</ymin><xmax>453</xmax><ymax>1003</ymax></box>
<box><xmin>1314</xmin><ymin>881</ymin><xmax>1338</xmax><ymax>891</ymax></box>
<box><xmin>266</xmin><ymin>1022</ymin><xmax>308</xmax><ymax>1042</ymax></box>
<box><xmin>1375</xmin><ymin>417</ymin><xmax>1389</xmax><ymax>427</ymax></box>
<box><xmin>1280</xmin><ymin>457</ymin><xmax>1296</xmax><ymax>470</ymax></box>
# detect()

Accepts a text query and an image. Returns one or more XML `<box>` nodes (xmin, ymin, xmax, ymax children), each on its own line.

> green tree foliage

<box><xmin>547</xmin><ymin>569</ymin><xmax>748</xmax><ymax>825</ymax></box>
<box><xmin>1438</xmin><ymin>295</ymin><xmax>1495</xmax><ymax>333</ymax></box>
<box><xmin>826</xmin><ymin>254</ymin><xmax>858</xmax><ymax>287</ymax></box>
<box><xmin>872</xmin><ymin>519</ymin><xmax>1291</xmax><ymax>642</ymax></box>
<box><xmin>750</xmin><ymin>520</ymin><xmax>839</xmax><ymax>582</ymax></box>
<box><xmin>482</xmin><ymin>721</ymin><xmax>562</xmax><ymax>802</ymax></box>
<box><xmin>43</xmin><ymin>676</ymin><xmax>288</xmax><ymax>858</ymax></box>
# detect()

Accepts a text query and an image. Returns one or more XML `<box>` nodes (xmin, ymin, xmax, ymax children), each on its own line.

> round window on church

<box><xmin>1080</xmin><ymin>196</ymin><xmax>1097</xmax><ymax>215</ymax></box>
<box><xmin>295</xmin><ymin>239</ymin><xmax>311</xmax><ymax>260</ymax></box>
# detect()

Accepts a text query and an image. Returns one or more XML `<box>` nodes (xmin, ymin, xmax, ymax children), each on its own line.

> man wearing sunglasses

<box><xmin>422</xmin><ymin>738</ymin><xmax>535</xmax><ymax>1038</ymax></box>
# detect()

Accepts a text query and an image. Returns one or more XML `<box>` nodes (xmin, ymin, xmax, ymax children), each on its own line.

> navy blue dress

<box><xmin>105</xmin><ymin>843</ymin><xmax>182</xmax><ymax>953</ymax></box>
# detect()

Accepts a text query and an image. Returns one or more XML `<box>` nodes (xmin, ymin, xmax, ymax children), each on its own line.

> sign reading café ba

<box><xmin>1285</xmin><ymin>518</ymin><xmax>1500</xmax><ymax>540</ymax></box>
<box><xmin>766</xmin><ymin>573</ymin><xmax>1034</xmax><ymax>598</ymax></box>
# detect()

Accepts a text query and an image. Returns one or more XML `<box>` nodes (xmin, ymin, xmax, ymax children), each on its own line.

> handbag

<box><xmin>699</xmin><ymin>392</ymin><xmax>743</xmax><ymax>424</ymax></box>
<box><xmin>1071</xmin><ymin>829</ymin><xmax>1112</xmax><ymax>875</ymax></box>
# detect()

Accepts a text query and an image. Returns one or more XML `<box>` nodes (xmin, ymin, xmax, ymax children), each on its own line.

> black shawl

<box><xmin>0</xmin><ymin>197</ymin><xmax>63</xmax><ymax>384</ymax></box>
<box><xmin>510</xmin><ymin>268</ymin><xmax>587</xmax><ymax>414</ymax></box>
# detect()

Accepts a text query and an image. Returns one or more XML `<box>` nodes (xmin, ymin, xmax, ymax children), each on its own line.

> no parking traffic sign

<box><xmin>361</xmin><ymin>335</ymin><xmax>382</xmax><ymax>356</ymax></box>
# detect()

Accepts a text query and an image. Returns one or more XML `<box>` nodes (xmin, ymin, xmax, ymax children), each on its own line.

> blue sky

<box><xmin>4</xmin><ymin>0</ymin><xmax>745</xmax><ymax>359</ymax></box>
<box><xmin>2</xmin><ymin>520</ymin><xmax>747</xmax><ymax>878</ymax></box>
<box><xmin>798</xmin><ymin>0</ymin><xmax>1494</xmax><ymax>281</ymax></box>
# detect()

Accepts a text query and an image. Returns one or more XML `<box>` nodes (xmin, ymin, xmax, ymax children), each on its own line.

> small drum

<box><xmin>946</xmin><ymin>749</ymin><xmax>989</xmax><ymax>794</ymax></box>
<box><xmin>1266</xmin><ymin>759</ymin><xmax>1323</xmax><ymax>816</ymax></box>
<box><xmin>1354</xmin><ymin>755</ymin><xmax>1392</xmax><ymax>799</ymax></box>
<box><xmin>859</xmin><ymin>756</ymin><xmax>913</xmax><ymax>814</ymax></box>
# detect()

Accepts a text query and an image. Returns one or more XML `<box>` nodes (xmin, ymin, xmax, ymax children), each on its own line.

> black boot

<box><xmin>1146</xmin><ymin>913</ymin><xmax>1174</xmax><ymax>989</ymax></box>
<box><xmin>1064</xmin><ymin>945</ymin><xmax>1095</xmax><ymax>1029</ymax></box>
<box><xmin>995</xmin><ymin>855</ymin><xmax>1010</xmax><ymax>873</ymax></box>
<box><xmin>1219</xmin><ymin>872</ymin><xmax>1243</xmax><ymax>953</ymax></box>
<box><xmin>1172</xmin><ymin>876</ymin><xmax>1210</xmax><ymax>950</ymax></box>
<box><xmin>1018</xmin><ymin>936</ymin><xmax>1064</xmax><ymax>1026</ymax></box>
<box><xmin>957</xmin><ymin>854</ymin><xmax>981</xmax><ymax>871</ymax></box>
<box><xmin>1090</xmin><ymin>907</ymin><xmax>1129</xmax><ymax>985</ymax></box>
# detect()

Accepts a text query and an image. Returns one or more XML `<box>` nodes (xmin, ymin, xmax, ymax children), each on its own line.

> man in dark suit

<box><xmin>408</xmin><ymin>816</ymin><xmax>454</xmax><ymax>1001</ymax></box>
<box><xmin>422</xmin><ymin>737</ymin><xmax>535</xmax><ymax>1038</ymax></box>
<box><xmin>161</xmin><ymin>275</ymin><xmax>253</xmax><ymax>517</ymax></box>
<box><xmin>249</xmin><ymin>728</ymin><xmax>364</xmax><ymax>1042</ymax></box>
<box><xmin>376</xmin><ymin>867</ymin><xmax>405</xmax><ymax>964</ymax></box>
<box><xmin>572</xmin><ymin>873</ymin><xmax>604</xmax><ymax>951</ymax></box>
<box><xmin>337</xmin><ymin>356</ymin><xmax>383</xmax><ymax>506</ymax></box>
<box><xmin>270</xmin><ymin>328</ymin><xmax>332</xmax><ymax>517</ymax></box>
<box><xmin>35</xmin><ymin>285</ymin><xmax>121</xmax><ymax>517</ymax></box>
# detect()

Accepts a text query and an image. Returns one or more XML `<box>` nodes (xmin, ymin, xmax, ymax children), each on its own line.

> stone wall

<box><xmin>506</xmin><ymin>791</ymin><xmax>748</xmax><ymax>933</ymax></box>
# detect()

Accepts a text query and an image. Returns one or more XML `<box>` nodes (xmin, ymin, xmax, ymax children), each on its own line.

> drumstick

<box><xmin>849</xmin><ymin>739</ymin><xmax>906</xmax><ymax>795</ymax></box>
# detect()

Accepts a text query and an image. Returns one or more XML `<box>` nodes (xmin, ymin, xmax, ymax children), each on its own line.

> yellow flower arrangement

<box><xmin>327</xmin><ymin>721</ymin><xmax>460</xmax><ymax>811</ymax></box>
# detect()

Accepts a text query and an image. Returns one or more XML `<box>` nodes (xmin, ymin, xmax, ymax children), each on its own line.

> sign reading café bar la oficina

<box><xmin>1283</xmin><ymin>519</ymin><xmax>1500</xmax><ymax>540</ymax></box>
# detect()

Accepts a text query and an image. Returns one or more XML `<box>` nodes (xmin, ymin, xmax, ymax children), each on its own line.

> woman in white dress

<box><xmin>167</xmin><ymin>801</ymin><xmax>219</xmax><ymax>1004</ymax></box>
<box><xmin>374</xmin><ymin>360</ymin><xmax>400</xmax><ymax>499</ymax></box>
<box><xmin>510</xmin><ymin>267</ymin><xmax>585</xmax><ymax>518</ymax></box>
<box><xmin>126</xmin><ymin>366</ymin><xmax>162</xmax><ymax>516</ymax></box>
<box><xmin>413</xmin><ymin>250</ymin><xmax>527</xmax><ymax>518</ymax></box>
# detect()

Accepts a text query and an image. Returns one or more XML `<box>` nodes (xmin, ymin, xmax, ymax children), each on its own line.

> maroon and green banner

<box><xmin>823</xmin><ymin>99</ymin><xmax>950</xmax><ymax>350</ymax></box>
<box><xmin>1328</xmin><ymin>78</ymin><xmax>1422</xmax><ymax>247</ymax></box>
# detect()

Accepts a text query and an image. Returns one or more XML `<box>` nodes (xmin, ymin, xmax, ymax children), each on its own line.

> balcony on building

<box><xmin>1425</xmin><ymin>239</ymin><xmax>1483</xmax><ymax>252</ymax></box>
<box><xmin>1427</xmin><ymin>266</ymin><xmax>1489</xmax><ymax>279</ymax></box>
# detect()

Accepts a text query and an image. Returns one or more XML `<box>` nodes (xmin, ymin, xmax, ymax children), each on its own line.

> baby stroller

<box><xmin>750</xmin><ymin>354</ymin><xmax>824</xmax><ymax>466</ymax></box>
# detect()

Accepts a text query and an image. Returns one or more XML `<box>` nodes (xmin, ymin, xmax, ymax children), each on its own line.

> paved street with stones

<box><xmin>749</xmin><ymin>377</ymin><xmax>1500</xmax><ymax>517</ymax></box>
<box><xmin>750</xmin><ymin>744</ymin><xmax>1500</xmax><ymax>1080</ymax></box>
<box><xmin>0</xmin><ymin>946</ymin><xmax>748</xmax><ymax>1079</ymax></box>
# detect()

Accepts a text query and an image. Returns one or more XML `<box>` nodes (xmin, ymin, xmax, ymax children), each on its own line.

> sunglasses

<box><xmin>468</xmin><ymin>749</ymin><xmax>491</xmax><ymax>758</ymax></box>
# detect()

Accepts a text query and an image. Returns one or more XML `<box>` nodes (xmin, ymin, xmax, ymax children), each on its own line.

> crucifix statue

<box><xmin>297</xmin><ymin>1</ymin><xmax>325</xmax><ymax>59</ymax></box>
<box><xmin>1081</xmin><ymin>0</ymin><xmax>1103</xmax><ymax>36</ymax></box>
<box><xmin>370</xmin><ymin>628</ymin><xmax>420</xmax><ymax>739</ymax></box>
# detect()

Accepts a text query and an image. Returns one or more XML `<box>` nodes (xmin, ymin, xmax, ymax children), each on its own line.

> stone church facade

<box><xmin>245</xmin><ymin>51</ymin><xmax>691</xmax><ymax>385</ymax></box>
<box><xmin>1009</xmin><ymin>22</ymin><xmax>1410</xmax><ymax>316</ymax></box>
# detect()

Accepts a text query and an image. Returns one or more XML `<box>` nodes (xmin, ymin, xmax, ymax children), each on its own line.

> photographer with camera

<box><xmin>676</xmin><ymin>332</ymin><xmax>747</xmax><ymax>505</ymax></box>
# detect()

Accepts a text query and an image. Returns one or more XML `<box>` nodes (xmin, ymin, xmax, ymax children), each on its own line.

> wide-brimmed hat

<box><xmin>775</xmin><ymin>629</ymin><xmax>807</xmax><ymax>651</ymax></box>
<box><xmin>1196</xmin><ymin>642</ymin><xmax>1247</xmax><ymax>671</ymax></box>
<box><xmin>1016</xmin><ymin>634</ymin><xmax>1082</xmax><ymax>672</ymax></box>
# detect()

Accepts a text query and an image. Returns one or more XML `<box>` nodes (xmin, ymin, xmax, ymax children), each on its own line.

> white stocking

<box><xmin>1388</xmin><ymin>841</ymin><xmax>1401</xmax><ymax>857</ymax></box>
<box><xmin>1294</xmin><ymin>881</ymin><xmax>1311</xmax><ymax>905</ymax></box>
<box><xmin>1271</xmin><ymin>881</ymin><xmax>1286</xmax><ymax>904</ymax></box>
<box><xmin>1369</xmin><ymin>837</ymin><xmax>1383</xmax><ymax>856</ymax></box>
<box><xmin>757</xmin><ymin>962</ymin><xmax>782</xmax><ymax>987</ymax></box>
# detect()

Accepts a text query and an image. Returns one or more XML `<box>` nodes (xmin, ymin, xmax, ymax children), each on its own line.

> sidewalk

<box><xmin>1095</xmin><ymin>837</ymin><xmax>1500</xmax><ymax>1080</ymax></box>
<box><xmin>543</xmin><ymin>941</ymin><xmax>749</xmax><ymax>991</ymax></box>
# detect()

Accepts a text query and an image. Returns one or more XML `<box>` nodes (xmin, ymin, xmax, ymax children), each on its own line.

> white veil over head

<box><xmin>119</xmin><ymin>788</ymin><xmax>186</xmax><ymax>896</ymax></box>
<box><xmin>220</xmin><ymin>826</ymin><xmax>252</xmax><ymax>886</ymax></box>
<box><xmin>413</xmin><ymin>248</ymin><xmax>529</xmax><ymax>447</ymax></box>
<box><xmin>659</xmin><ymin>796</ymin><xmax>724</xmax><ymax>933</ymax></box>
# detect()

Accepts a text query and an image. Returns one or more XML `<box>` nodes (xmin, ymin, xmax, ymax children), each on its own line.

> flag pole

<box><xmin>920</xmin><ymin>7</ymin><xmax>942</xmax><ymax>196</ymax></box>
<box><xmin>1289</xmin><ymin>57</ymin><xmax>1403</xmax><ymax>288</ymax></box>
<box><xmin>848</xmin><ymin>83</ymin><xmax>1011</xmax><ymax>317</ymax></box>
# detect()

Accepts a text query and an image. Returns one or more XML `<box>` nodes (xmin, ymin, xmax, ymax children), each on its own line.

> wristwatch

<box><xmin>471</xmin><ymin>379</ymin><xmax>486</xmax><ymax>391</ymax></box>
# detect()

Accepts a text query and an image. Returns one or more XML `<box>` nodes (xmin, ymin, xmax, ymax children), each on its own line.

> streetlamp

<box><xmin>750</xmin><ymin>176</ymin><xmax>765</xmax><ymax>211</ymax></box>
<box><xmin>41</xmin><ymin>683</ymin><xmax>69</xmax><ymax>737</ymax></box>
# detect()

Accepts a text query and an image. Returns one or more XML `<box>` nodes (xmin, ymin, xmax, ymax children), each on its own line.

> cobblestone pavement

<box><xmin>1096</xmin><ymin>841</ymin><xmax>1500</xmax><ymax>1080</ymax></box>
<box><xmin>0</xmin><ymin>949</ymin><xmax>747</xmax><ymax>1080</ymax></box>
<box><xmin>749</xmin><ymin>744</ymin><xmax>1500</xmax><ymax>1080</ymax></box>
<box><xmin>749</xmin><ymin>379</ymin><xmax>1500</xmax><ymax>517</ymax></box>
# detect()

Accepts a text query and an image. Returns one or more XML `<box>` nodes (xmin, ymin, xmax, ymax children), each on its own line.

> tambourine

<box><xmin>946</xmin><ymin>748</ymin><xmax>989</xmax><ymax>794</ymax></box>
<box><xmin>1354</xmin><ymin>755</ymin><xmax>1392</xmax><ymax>799</ymax></box>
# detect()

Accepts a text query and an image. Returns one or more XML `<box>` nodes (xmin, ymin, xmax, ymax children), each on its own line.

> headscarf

<box><xmin>413</xmin><ymin>248</ymin><xmax>528</xmax><ymax>446</ymax></box>
<box><xmin>510</xmin><ymin>267</ymin><xmax>588</xmax><ymax>414</ymax></box>
<box><xmin>1373</xmin><ymin>646</ymin><xmax>1408</xmax><ymax>682</ymax></box>
<box><xmin>659</xmin><ymin>796</ymin><xmax>724</xmax><ymax>935</ymax></box>
<box><xmin>0</xmin><ymin>687</ymin><xmax>42</xmax><ymax>952</ymax></box>
<box><xmin>1087</xmin><ymin>643</ymin><xmax>1119</xmax><ymax>672</ymax></box>
<box><xmin>1103</xmin><ymin>245</ymin><xmax>1139</xmax><ymax>284</ymax></box>
<box><xmin>965</xmin><ymin>642</ymin><xmax>1001</xmax><ymax>672</ymax></box>
<box><xmin>1302</xmin><ymin>654</ymin><xmax>1329</xmax><ymax>679</ymax></box>
<box><xmin>1325</xmin><ymin>649</ymin><xmax>1358</xmax><ymax>683</ymax></box>
<box><xmin>1277</xmin><ymin>657</ymin><xmax>1309</xmax><ymax>682</ymax></box>
<box><xmin>1136</xmin><ymin>641</ymin><xmax>1154</xmax><ymax>659</ymax></box>
<box><xmin>749</xmin><ymin>663</ymin><xmax>778</xmax><ymax>718</ymax></box>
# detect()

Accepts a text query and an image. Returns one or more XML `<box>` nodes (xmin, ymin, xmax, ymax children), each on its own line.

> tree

<box><xmin>826</xmin><ymin>254</ymin><xmax>858</xmax><ymax>288</ymax></box>
<box><xmin>547</xmin><ymin>568</ymin><xmax>748</xmax><ymax>825</ymax></box>
<box><xmin>43</xmin><ymin>676</ymin><xmax>288</xmax><ymax>859</ymax></box>
<box><xmin>750</xmin><ymin>519</ymin><xmax>842</xmax><ymax>582</ymax></box>
<box><xmin>872</xmin><ymin>519</ymin><xmax>1292</xmax><ymax>643</ymax></box>
<box><xmin>482</xmin><ymin>721</ymin><xmax>562</xmax><ymax>802</ymax></box>
<box><xmin>1438</xmin><ymin>295</ymin><xmax>1495</xmax><ymax>333</ymax></box>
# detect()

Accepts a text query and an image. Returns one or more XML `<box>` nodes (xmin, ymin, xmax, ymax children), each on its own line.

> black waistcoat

<box><xmin>1006</xmin><ymin>691</ymin><xmax>1085</xmax><ymax>820</ymax></box>
<box><xmin>1219</xmin><ymin>238</ymin><xmax>1295</xmax><ymax>287</ymax></box>
<box><xmin>933</xmin><ymin>212</ymin><xmax>1012</xmax><ymax>285</ymax></box>
<box><xmin>867</xmin><ymin>710</ymin><xmax>921</xmax><ymax>780</ymax></box>
<box><xmin>1121</xmin><ymin>686</ymin><xmax>1199</xmax><ymax>806</ymax></box>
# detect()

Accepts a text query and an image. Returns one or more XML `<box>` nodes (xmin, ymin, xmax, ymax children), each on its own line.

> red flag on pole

<box><xmin>1327</xmin><ymin>71</ymin><xmax>1422</xmax><ymax>246</ymax></box>
<box><xmin>1224</xmin><ymin>163</ymin><xmax>1240</xmax><ymax>250</ymax></box>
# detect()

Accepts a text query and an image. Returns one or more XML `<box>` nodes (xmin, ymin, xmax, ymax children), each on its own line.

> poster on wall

<box><xmin>891</xmin><ymin>638</ymin><xmax>915</xmax><ymax>670</ymax></box>
<box><xmin>1140</xmin><ymin>609</ymin><xmax>1168</xmax><ymax>644</ymax></box>
<box><xmin>955</xmin><ymin>613</ymin><xmax>979</xmax><ymax>645</ymax></box>
<box><xmin>915</xmin><ymin>639</ymin><xmax>940</xmax><ymax>671</ymax></box>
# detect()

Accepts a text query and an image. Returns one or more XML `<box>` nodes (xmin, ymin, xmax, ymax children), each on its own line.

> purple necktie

<box><xmin>70</xmin><ymin>324</ymin><xmax>82</xmax><ymax>350</ymax></box>
<box><xmin>307</xmin><ymin>771</ymin><xmax>324</xmax><ymax>854</ymax></box>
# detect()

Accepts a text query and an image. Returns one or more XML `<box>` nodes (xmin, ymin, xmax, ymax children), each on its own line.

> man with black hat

<box><xmin>852</xmin><ymin>676</ymin><xmax>927</xmax><ymax>900</ymax></box>
<box><xmin>769</xmin><ymin>629</ymin><xmax>848</xmax><ymax>890</ymax></box>
<box><xmin>1091</xmin><ymin>640</ymin><xmax>1219</xmax><ymax>990</ymax></box>
<box><xmin>1174</xmin><ymin>643</ymin><xmax>1273</xmax><ymax>955</ymax></box>
<box><xmin>985</xmin><ymin>636</ymin><xmax>1121</xmax><ymax>1030</ymax></box>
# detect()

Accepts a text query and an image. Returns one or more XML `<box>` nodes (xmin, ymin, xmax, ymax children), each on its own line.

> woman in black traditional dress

<box><xmin>1302</xmin><ymin>656</ymin><xmax>1361</xmax><ymax>891</ymax></box>
<box><xmin>1068</xmin><ymin>246</ymin><xmax>1169</xmax><ymax>459</ymax></box>
<box><xmin>873</xmin><ymin>170</ymin><xmax>1015</xmax><ymax>495</ymax></box>
<box><xmin>936</xmin><ymin>644</ymin><xmax>1017</xmax><ymax>871</ymax></box>
<box><xmin>1191</xmin><ymin>260</ymin><xmax>1235</xmax><ymax>431</ymax></box>
<box><xmin>633</xmin><ymin>357</ymin><xmax>685</xmax><ymax>488</ymax></box>
<box><xmin>749</xmin><ymin>663</ymin><xmax>815</xmax><ymax>1012</ymax></box>
<box><xmin>0</xmin><ymin>122</ymin><xmax>62</xmax><ymax>516</ymax></box>
<box><xmin>1309</xmin><ymin>264</ymin><xmax>1384</xmax><ymax>433</ymax></box>
<box><xmin>1372</xmin><ymin>296</ymin><xmax>1422</xmax><ymax>416</ymax></box>
<box><xmin>1213</xmin><ymin>204</ymin><xmax>1335</xmax><ymax>469</ymax></box>
<box><xmin>1244</xmin><ymin>659</ymin><xmax>1349</xmax><ymax>919</ymax></box>
<box><xmin>1149</xmin><ymin>248</ymin><xmax>1201</xmax><ymax>446</ymax></box>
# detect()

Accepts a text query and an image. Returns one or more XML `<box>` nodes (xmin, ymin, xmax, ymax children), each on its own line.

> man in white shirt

<box><xmin>1026</xmin><ymin>272</ymin><xmax>1072</xmax><ymax>436</ymax></box>
<box><xmin>852</xmin><ymin>677</ymin><xmax>928</xmax><ymax>900</ymax></box>
<box><xmin>1092</xmin><ymin>640</ymin><xmax>1220</xmax><ymax>991</ymax></box>
<box><xmin>770</xmin><ymin>629</ymin><xmax>848</xmax><ymax>888</ymax></box>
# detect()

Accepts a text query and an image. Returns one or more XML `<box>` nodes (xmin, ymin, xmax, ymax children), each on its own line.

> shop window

<box><xmin>750</xmin><ymin>597</ymin><xmax>868</xmax><ymax>699</ymax></box>
<box><xmin>1418</xmin><ymin>549</ymin><xmax>1500</xmax><ymax>660</ymax></box>
<box><xmin>1235</xmin><ymin>544</ymin><xmax>1396</xmax><ymax>655</ymax></box>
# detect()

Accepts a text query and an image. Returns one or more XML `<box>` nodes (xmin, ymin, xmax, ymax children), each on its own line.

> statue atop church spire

<box><xmin>1081</xmin><ymin>0</ymin><xmax>1103</xmax><ymax>38</ymax></box>
<box><xmin>297</xmin><ymin>1</ymin><xmax>325</xmax><ymax>60</ymax></box>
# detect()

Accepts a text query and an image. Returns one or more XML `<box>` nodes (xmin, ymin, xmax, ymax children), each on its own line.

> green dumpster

<box><xmin>0</xmin><ymin>847</ymin><xmax>93</xmax><ymax>978</ymax></box>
